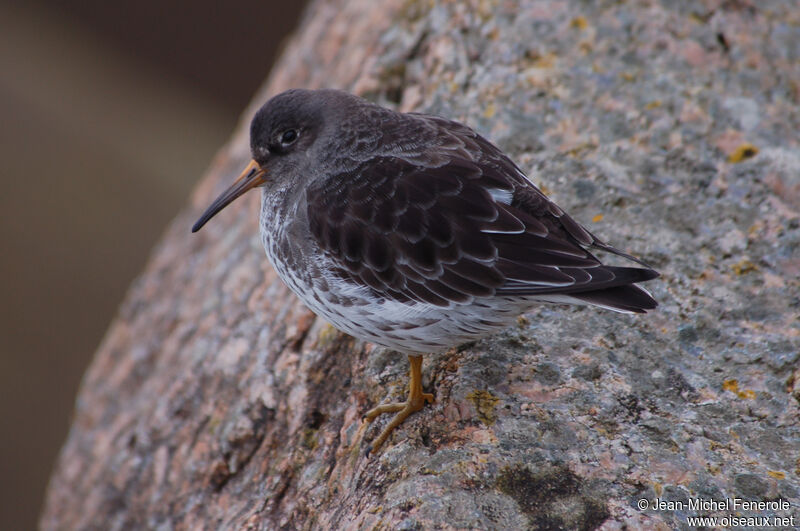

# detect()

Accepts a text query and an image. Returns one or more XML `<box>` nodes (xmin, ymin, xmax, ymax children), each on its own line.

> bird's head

<box><xmin>192</xmin><ymin>88</ymin><xmax>347</xmax><ymax>233</ymax></box>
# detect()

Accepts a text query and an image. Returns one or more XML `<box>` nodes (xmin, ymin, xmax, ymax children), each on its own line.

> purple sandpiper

<box><xmin>192</xmin><ymin>89</ymin><xmax>658</xmax><ymax>452</ymax></box>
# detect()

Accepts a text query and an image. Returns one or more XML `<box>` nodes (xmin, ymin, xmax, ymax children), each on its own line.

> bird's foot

<box><xmin>363</xmin><ymin>354</ymin><xmax>434</xmax><ymax>454</ymax></box>
<box><xmin>364</xmin><ymin>392</ymin><xmax>435</xmax><ymax>453</ymax></box>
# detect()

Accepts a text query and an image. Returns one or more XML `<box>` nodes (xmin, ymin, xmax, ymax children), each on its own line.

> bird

<box><xmin>192</xmin><ymin>88</ymin><xmax>658</xmax><ymax>452</ymax></box>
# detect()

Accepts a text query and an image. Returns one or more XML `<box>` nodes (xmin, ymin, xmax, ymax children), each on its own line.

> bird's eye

<box><xmin>280</xmin><ymin>129</ymin><xmax>298</xmax><ymax>146</ymax></box>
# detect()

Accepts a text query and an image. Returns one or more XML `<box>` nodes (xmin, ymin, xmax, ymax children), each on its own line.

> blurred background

<box><xmin>0</xmin><ymin>1</ymin><xmax>307</xmax><ymax>528</ymax></box>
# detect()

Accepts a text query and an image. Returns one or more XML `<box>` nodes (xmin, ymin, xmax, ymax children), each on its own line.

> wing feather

<box><xmin>306</xmin><ymin>117</ymin><xmax>658</xmax><ymax>311</ymax></box>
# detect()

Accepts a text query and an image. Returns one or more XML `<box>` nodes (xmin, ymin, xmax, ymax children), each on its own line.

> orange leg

<box><xmin>363</xmin><ymin>354</ymin><xmax>434</xmax><ymax>452</ymax></box>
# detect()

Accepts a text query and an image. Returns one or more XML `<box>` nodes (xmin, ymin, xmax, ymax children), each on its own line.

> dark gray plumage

<box><xmin>193</xmin><ymin>88</ymin><xmax>659</xmax><ymax>451</ymax></box>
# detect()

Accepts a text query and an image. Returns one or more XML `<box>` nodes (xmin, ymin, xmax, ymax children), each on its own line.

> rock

<box><xmin>41</xmin><ymin>1</ymin><xmax>800</xmax><ymax>529</ymax></box>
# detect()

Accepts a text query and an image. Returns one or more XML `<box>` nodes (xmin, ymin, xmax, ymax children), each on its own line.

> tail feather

<box><xmin>499</xmin><ymin>265</ymin><xmax>659</xmax><ymax>296</ymax></box>
<box><xmin>569</xmin><ymin>283</ymin><xmax>657</xmax><ymax>314</ymax></box>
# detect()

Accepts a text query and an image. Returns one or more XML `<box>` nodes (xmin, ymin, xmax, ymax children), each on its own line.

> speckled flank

<box><xmin>259</xmin><ymin>184</ymin><xmax>535</xmax><ymax>354</ymax></box>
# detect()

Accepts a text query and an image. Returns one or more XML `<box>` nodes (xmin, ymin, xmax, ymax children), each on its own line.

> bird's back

<box><xmin>298</xmin><ymin>103</ymin><xmax>658</xmax><ymax>317</ymax></box>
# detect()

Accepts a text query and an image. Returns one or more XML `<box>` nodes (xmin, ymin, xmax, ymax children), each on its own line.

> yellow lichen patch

<box><xmin>316</xmin><ymin>323</ymin><xmax>341</xmax><ymax>347</ymax></box>
<box><xmin>724</xmin><ymin>380</ymin><xmax>756</xmax><ymax>399</ymax></box>
<box><xmin>564</xmin><ymin>142</ymin><xmax>598</xmax><ymax>157</ymax></box>
<box><xmin>483</xmin><ymin>102</ymin><xmax>496</xmax><ymax>119</ymax></box>
<box><xmin>529</xmin><ymin>52</ymin><xmax>556</xmax><ymax>69</ymax></box>
<box><xmin>419</xmin><ymin>466</ymin><xmax>442</xmax><ymax>476</ymax></box>
<box><xmin>723</xmin><ymin>379</ymin><xmax>739</xmax><ymax>392</ymax></box>
<box><xmin>689</xmin><ymin>12</ymin><xmax>712</xmax><ymax>24</ymax></box>
<box><xmin>728</xmin><ymin>143</ymin><xmax>759</xmax><ymax>163</ymax></box>
<box><xmin>466</xmin><ymin>389</ymin><xmax>501</xmax><ymax>426</ymax></box>
<box><xmin>400</xmin><ymin>0</ymin><xmax>435</xmax><ymax>23</ymax></box>
<box><xmin>654</xmin><ymin>482</ymin><xmax>663</xmax><ymax>496</ymax></box>
<box><xmin>207</xmin><ymin>416</ymin><xmax>222</xmax><ymax>434</ymax></box>
<box><xmin>645</xmin><ymin>100</ymin><xmax>662</xmax><ymax>110</ymax></box>
<box><xmin>475</xmin><ymin>0</ymin><xmax>494</xmax><ymax>20</ymax></box>
<box><xmin>301</xmin><ymin>427</ymin><xmax>319</xmax><ymax>450</ymax></box>
<box><xmin>592</xmin><ymin>214</ymin><xmax>604</xmax><ymax>223</ymax></box>
<box><xmin>768</xmin><ymin>470</ymin><xmax>786</xmax><ymax>480</ymax></box>
<box><xmin>620</xmin><ymin>72</ymin><xmax>636</xmax><ymax>82</ymax></box>
<box><xmin>570</xmin><ymin>16</ymin><xmax>588</xmax><ymax>30</ymax></box>
<box><xmin>732</xmin><ymin>259</ymin><xmax>758</xmax><ymax>275</ymax></box>
<box><xmin>747</xmin><ymin>221</ymin><xmax>763</xmax><ymax>236</ymax></box>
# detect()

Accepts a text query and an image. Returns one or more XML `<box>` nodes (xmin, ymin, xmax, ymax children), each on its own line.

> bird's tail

<box><xmin>528</xmin><ymin>267</ymin><xmax>659</xmax><ymax>314</ymax></box>
<box><xmin>568</xmin><ymin>283</ymin><xmax>657</xmax><ymax>314</ymax></box>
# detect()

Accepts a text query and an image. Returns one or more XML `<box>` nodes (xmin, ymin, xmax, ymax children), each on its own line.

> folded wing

<box><xmin>306</xmin><ymin>120</ymin><xmax>658</xmax><ymax>313</ymax></box>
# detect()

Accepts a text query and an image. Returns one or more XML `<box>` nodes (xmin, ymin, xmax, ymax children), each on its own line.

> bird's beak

<box><xmin>192</xmin><ymin>159</ymin><xmax>267</xmax><ymax>232</ymax></box>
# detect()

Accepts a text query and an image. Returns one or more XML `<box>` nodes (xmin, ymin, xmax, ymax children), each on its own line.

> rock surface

<box><xmin>42</xmin><ymin>0</ymin><xmax>799</xmax><ymax>529</ymax></box>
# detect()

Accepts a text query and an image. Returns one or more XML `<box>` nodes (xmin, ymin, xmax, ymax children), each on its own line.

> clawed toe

<box><xmin>363</xmin><ymin>402</ymin><xmax>406</xmax><ymax>421</ymax></box>
<box><xmin>366</xmin><ymin>401</ymin><xmax>422</xmax><ymax>453</ymax></box>
<box><xmin>362</xmin><ymin>355</ymin><xmax>434</xmax><ymax>453</ymax></box>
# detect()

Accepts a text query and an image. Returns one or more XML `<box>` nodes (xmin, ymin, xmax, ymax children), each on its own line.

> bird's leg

<box><xmin>363</xmin><ymin>354</ymin><xmax>434</xmax><ymax>452</ymax></box>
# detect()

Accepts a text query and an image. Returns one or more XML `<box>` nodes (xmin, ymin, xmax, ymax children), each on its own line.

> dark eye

<box><xmin>280</xmin><ymin>129</ymin><xmax>298</xmax><ymax>146</ymax></box>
